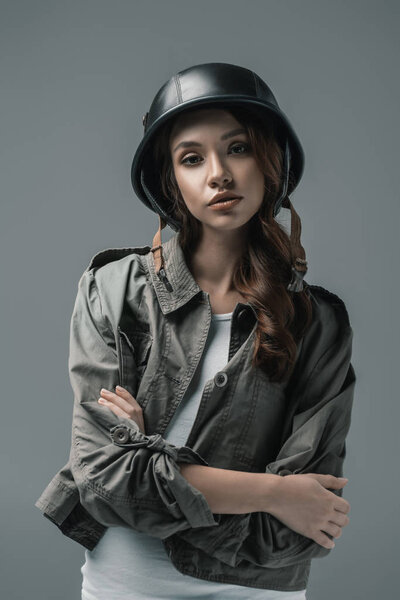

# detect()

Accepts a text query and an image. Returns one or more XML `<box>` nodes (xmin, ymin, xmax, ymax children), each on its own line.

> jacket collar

<box><xmin>146</xmin><ymin>232</ymin><xmax>202</xmax><ymax>314</ymax></box>
<box><xmin>146</xmin><ymin>232</ymin><xmax>257</xmax><ymax>320</ymax></box>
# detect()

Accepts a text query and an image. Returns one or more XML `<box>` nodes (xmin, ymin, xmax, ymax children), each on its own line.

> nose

<box><xmin>207</xmin><ymin>152</ymin><xmax>233</xmax><ymax>188</ymax></box>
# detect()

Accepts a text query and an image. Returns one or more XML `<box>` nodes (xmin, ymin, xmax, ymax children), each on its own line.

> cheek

<box><xmin>174</xmin><ymin>169</ymin><xmax>201</xmax><ymax>205</ymax></box>
<box><xmin>245</xmin><ymin>164</ymin><xmax>265</xmax><ymax>199</ymax></box>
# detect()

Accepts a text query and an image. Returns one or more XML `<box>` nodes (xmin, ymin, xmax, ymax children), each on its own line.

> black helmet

<box><xmin>130</xmin><ymin>62</ymin><xmax>307</xmax><ymax>292</ymax></box>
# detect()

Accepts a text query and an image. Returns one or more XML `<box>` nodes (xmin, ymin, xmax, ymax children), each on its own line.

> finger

<box><xmin>322</xmin><ymin>522</ymin><xmax>343</xmax><ymax>540</ymax></box>
<box><xmin>98</xmin><ymin>398</ymin><xmax>130</xmax><ymax>420</ymax></box>
<box><xmin>334</xmin><ymin>499</ymin><xmax>351</xmax><ymax>515</ymax></box>
<box><xmin>137</xmin><ymin>414</ymin><xmax>146</xmax><ymax>434</ymax></box>
<box><xmin>115</xmin><ymin>386</ymin><xmax>141</xmax><ymax>408</ymax></box>
<box><xmin>330</xmin><ymin>512</ymin><xmax>350</xmax><ymax>528</ymax></box>
<box><xmin>314</xmin><ymin>531</ymin><xmax>335</xmax><ymax>549</ymax></box>
<box><xmin>100</xmin><ymin>388</ymin><xmax>135</xmax><ymax>414</ymax></box>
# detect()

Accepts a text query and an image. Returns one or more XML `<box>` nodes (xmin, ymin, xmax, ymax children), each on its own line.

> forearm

<box><xmin>178</xmin><ymin>463</ymin><xmax>280</xmax><ymax>514</ymax></box>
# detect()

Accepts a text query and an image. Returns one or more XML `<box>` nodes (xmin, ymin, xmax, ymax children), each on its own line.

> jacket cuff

<box><xmin>109</xmin><ymin>424</ymin><xmax>219</xmax><ymax>530</ymax></box>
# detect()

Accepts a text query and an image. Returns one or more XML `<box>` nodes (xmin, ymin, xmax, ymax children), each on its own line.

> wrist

<box><xmin>260</xmin><ymin>473</ymin><xmax>285</xmax><ymax>514</ymax></box>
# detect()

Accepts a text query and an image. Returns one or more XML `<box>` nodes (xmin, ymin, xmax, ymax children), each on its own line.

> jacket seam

<box><xmin>169</xmin><ymin>558</ymin><xmax>310</xmax><ymax>590</ymax></box>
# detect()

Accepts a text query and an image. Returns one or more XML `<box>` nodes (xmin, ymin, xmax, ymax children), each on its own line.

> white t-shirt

<box><xmin>81</xmin><ymin>311</ymin><xmax>307</xmax><ymax>599</ymax></box>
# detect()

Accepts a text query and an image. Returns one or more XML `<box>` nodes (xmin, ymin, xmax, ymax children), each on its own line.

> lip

<box><xmin>208</xmin><ymin>197</ymin><xmax>242</xmax><ymax>211</ymax></box>
<box><xmin>208</xmin><ymin>192</ymin><xmax>243</xmax><ymax>206</ymax></box>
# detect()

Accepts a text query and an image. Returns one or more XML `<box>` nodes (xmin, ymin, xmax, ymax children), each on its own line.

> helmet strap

<box><xmin>150</xmin><ymin>214</ymin><xmax>167</xmax><ymax>275</ymax></box>
<box><xmin>273</xmin><ymin>139</ymin><xmax>290</xmax><ymax>218</ymax></box>
<box><xmin>282</xmin><ymin>195</ymin><xmax>308</xmax><ymax>292</ymax></box>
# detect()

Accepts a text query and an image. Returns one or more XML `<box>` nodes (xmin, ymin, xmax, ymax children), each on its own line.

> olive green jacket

<box><xmin>34</xmin><ymin>232</ymin><xmax>356</xmax><ymax>592</ymax></box>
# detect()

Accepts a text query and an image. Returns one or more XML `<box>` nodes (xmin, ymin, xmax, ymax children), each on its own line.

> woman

<box><xmin>35</xmin><ymin>62</ymin><xmax>355</xmax><ymax>599</ymax></box>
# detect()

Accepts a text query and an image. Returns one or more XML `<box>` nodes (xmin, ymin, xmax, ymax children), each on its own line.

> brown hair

<box><xmin>152</xmin><ymin>105</ymin><xmax>313</xmax><ymax>383</ymax></box>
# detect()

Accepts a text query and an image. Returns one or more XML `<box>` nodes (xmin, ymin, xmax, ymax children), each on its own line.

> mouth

<box><xmin>208</xmin><ymin>197</ymin><xmax>242</xmax><ymax>210</ymax></box>
<box><xmin>208</xmin><ymin>194</ymin><xmax>243</xmax><ymax>206</ymax></box>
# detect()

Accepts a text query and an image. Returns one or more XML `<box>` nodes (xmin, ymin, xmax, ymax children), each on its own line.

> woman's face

<box><xmin>169</xmin><ymin>108</ymin><xmax>265</xmax><ymax>233</ymax></box>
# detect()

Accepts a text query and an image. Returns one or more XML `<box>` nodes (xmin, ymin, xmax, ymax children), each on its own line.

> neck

<box><xmin>187</xmin><ymin>226</ymin><xmax>248</xmax><ymax>297</ymax></box>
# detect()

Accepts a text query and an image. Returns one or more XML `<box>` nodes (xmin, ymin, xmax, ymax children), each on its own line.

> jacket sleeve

<box><xmin>175</xmin><ymin>289</ymin><xmax>356</xmax><ymax>568</ymax></box>
<box><xmin>68</xmin><ymin>268</ymin><xmax>219</xmax><ymax>539</ymax></box>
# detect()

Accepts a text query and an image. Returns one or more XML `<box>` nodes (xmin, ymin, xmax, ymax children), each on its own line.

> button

<box><xmin>214</xmin><ymin>371</ymin><xmax>228</xmax><ymax>387</ymax></box>
<box><xmin>112</xmin><ymin>426</ymin><xmax>130</xmax><ymax>444</ymax></box>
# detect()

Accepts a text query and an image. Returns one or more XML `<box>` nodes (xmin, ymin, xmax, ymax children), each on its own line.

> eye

<box><xmin>181</xmin><ymin>154</ymin><xmax>201</xmax><ymax>166</ymax></box>
<box><xmin>230</xmin><ymin>143</ymin><xmax>249</xmax><ymax>154</ymax></box>
<box><xmin>180</xmin><ymin>142</ymin><xmax>250</xmax><ymax>166</ymax></box>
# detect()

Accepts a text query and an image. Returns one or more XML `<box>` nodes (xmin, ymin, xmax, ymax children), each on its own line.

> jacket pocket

<box><xmin>233</xmin><ymin>370</ymin><xmax>287</xmax><ymax>471</ymax></box>
<box><xmin>116</xmin><ymin>326</ymin><xmax>152</xmax><ymax>399</ymax></box>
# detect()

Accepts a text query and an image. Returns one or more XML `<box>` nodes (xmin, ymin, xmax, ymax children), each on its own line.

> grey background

<box><xmin>1</xmin><ymin>0</ymin><xmax>398</xmax><ymax>598</ymax></box>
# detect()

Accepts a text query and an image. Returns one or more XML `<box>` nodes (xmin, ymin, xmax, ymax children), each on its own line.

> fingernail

<box><xmin>98</xmin><ymin>398</ymin><xmax>106</xmax><ymax>404</ymax></box>
<box><xmin>116</xmin><ymin>385</ymin><xmax>124</xmax><ymax>391</ymax></box>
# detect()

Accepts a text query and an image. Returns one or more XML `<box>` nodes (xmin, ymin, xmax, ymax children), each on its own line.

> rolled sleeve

<box><xmin>69</xmin><ymin>269</ymin><xmax>219</xmax><ymax>538</ymax></box>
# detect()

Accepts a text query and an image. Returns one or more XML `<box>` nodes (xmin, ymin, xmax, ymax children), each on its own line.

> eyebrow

<box><xmin>172</xmin><ymin>128</ymin><xmax>247</xmax><ymax>154</ymax></box>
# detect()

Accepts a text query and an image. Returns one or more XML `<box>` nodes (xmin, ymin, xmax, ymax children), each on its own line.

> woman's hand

<box><xmin>268</xmin><ymin>473</ymin><xmax>351</xmax><ymax>549</ymax></box>
<box><xmin>98</xmin><ymin>386</ymin><xmax>146</xmax><ymax>434</ymax></box>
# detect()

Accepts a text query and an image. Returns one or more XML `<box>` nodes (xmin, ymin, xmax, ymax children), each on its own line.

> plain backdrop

<box><xmin>1</xmin><ymin>1</ymin><xmax>398</xmax><ymax>598</ymax></box>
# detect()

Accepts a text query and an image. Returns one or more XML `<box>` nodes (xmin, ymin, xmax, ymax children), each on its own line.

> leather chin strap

<box><xmin>150</xmin><ymin>214</ymin><xmax>173</xmax><ymax>291</ymax></box>
<box><xmin>282</xmin><ymin>195</ymin><xmax>308</xmax><ymax>292</ymax></box>
<box><xmin>150</xmin><ymin>213</ymin><xmax>167</xmax><ymax>274</ymax></box>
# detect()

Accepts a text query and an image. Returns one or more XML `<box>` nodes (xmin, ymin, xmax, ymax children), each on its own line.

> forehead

<box><xmin>169</xmin><ymin>108</ymin><xmax>241</xmax><ymax>139</ymax></box>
